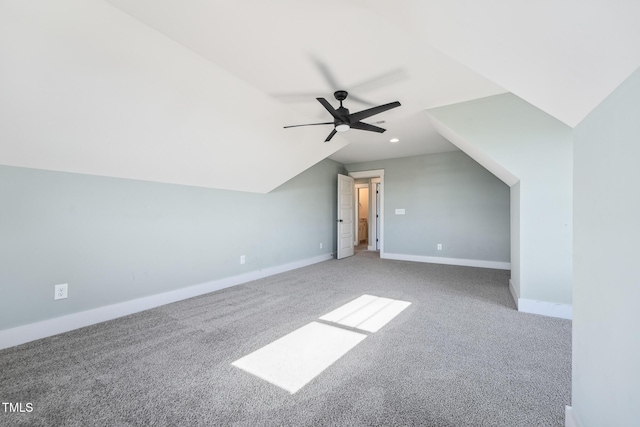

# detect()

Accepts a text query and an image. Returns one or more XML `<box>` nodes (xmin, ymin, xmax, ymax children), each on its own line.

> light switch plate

<box><xmin>395</xmin><ymin>209</ymin><xmax>405</xmax><ymax>215</ymax></box>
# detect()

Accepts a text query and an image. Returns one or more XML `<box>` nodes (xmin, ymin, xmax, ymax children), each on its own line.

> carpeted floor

<box><xmin>0</xmin><ymin>251</ymin><xmax>571</xmax><ymax>426</ymax></box>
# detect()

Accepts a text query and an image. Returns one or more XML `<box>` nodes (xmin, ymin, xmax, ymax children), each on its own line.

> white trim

<box><xmin>517</xmin><ymin>298</ymin><xmax>573</xmax><ymax>320</ymax></box>
<box><xmin>382</xmin><ymin>252</ymin><xmax>511</xmax><ymax>270</ymax></box>
<box><xmin>367</xmin><ymin>245</ymin><xmax>375</xmax><ymax>251</ymax></box>
<box><xmin>382</xmin><ymin>254</ymin><xmax>572</xmax><ymax>319</ymax></box>
<box><xmin>349</xmin><ymin>169</ymin><xmax>384</xmax><ymax>179</ymax></box>
<box><xmin>371</xmin><ymin>178</ymin><xmax>381</xmax><ymax>251</ymax></box>
<box><xmin>511</xmin><ymin>279</ymin><xmax>573</xmax><ymax>320</ymax></box>
<box><xmin>0</xmin><ymin>254</ymin><xmax>333</xmax><ymax>351</ymax></box>
<box><xmin>565</xmin><ymin>406</ymin><xmax>582</xmax><ymax>427</ymax></box>
<box><xmin>348</xmin><ymin>170</ymin><xmax>384</xmax><ymax>255</ymax></box>
<box><xmin>509</xmin><ymin>279</ymin><xmax>519</xmax><ymax>308</ymax></box>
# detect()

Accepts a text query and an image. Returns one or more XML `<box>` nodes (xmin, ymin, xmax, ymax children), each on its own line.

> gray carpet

<box><xmin>0</xmin><ymin>252</ymin><xmax>571</xmax><ymax>426</ymax></box>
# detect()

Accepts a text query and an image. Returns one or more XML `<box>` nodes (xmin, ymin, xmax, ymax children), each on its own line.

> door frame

<box><xmin>348</xmin><ymin>169</ymin><xmax>384</xmax><ymax>255</ymax></box>
<box><xmin>371</xmin><ymin>178</ymin><xmax>380</xmax><ymax>251</ymax></box>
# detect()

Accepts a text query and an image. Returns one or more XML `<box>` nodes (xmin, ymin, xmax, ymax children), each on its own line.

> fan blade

<box><xmin>325</xmin><ymin>129</ymin><xmax>337</xmax><ymax>142</ymax></box>
<box><xmin>348</xmin><ymin>68</ymin><xmax>408</xmax><ymax>94</ymax></box>
<box><xmin>345</xmin><ymin>93</ymin><xmax>376</xmax><ymax>107</ymax></box>
<box><xmin>316</xmin><ymin>98</ymin><xmax>342</xmax><ymax>120</ymax></box>
<box><xmin>346</xmin><ymin>70</ymin><xmax>408</xmax><ymax>107</ymax></box>
<box><xmin>350</xmin><ymin>122</ymin><xmax>386</xmax><ymax>133</ymax></box>
<box><xmin>348</xmin><ymin>101</ymin><xmax>401</xmax><ymax>123</ymax></box>
<box><xmin>309</xmin><ymin>55</ymin><xmax>405</xmax><ymax>107</ymax></box>
<box><xmin>312</xmin><ymin>56</ymin><xmax>341</xmax><ymax>90</ymax></box>
<box><xmin>271</xmin><ymin>92</ymin><xmax>330</xmax><ymax>103</ymax></box>
<box><xmin>284</xmin><ymin>122</ymin><xmax>334</xmax><ymax>129</ymax></box>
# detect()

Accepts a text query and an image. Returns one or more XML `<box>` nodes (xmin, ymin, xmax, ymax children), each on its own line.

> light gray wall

<box><xmin>428</xmin><ymin>94</ymin><xmax>573</xmax><ymax>305</ymax></box>
<box><xmin>572</xmin><ymin>67</ymin><xmax>640</xmax><ymax>427</ymax></box>
<box><xmin>345</xmin><ymin>151</ymin><xmax>510</xmax><ymax>263</ymax></box>
<box><xmin>0</xmin><ymin>159</ymin><xmax>343</xmax><ymax>331</ymax></box>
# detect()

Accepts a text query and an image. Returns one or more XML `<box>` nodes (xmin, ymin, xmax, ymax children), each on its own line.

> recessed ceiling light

<box><xmin>390</xmin><ymin>138</ymin><xmax>399</xmax><ymax>143</ymax></box>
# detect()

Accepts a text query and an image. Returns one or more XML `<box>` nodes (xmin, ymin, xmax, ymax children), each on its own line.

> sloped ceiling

<box><xmin>102</xmin><ymin>0</ymin><xmax>506</xmax><ymax>164</ymax></box>
<box><xmin>0</xmin><ymin>0</ymin><xmax>348</xmax><ymax>194</ymax></box>
<box><xmin>364</xmin><ymin>0</ymin><xmax>640</xmax><ymax>128</ymax></box>
<box><xmin>1</xmin><ymin>0</ymin><xmax>638</xmax><ymax>193</ymax></box>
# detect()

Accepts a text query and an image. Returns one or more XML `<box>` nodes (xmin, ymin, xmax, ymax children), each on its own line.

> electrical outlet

<box><xmin>319</xmin><ymin>242</ymin><xmax>323</xmax><ymax>249</ymax></box>
<box><xmin>54</xmin><ymin>283</ymin><xmax>68</xmax><ymax>300</ymax></box>
<box><xmin>437</xmin><ymin>244</ymin><xmax>442</xmax><ymax>251</ymax></box>
<box><xmin>240</xmin><ymin>255</ymin><xmax>245</xmax><ymax>264</ymax></box>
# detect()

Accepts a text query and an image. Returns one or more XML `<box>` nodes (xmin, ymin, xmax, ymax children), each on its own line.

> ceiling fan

<box><xmin>284</xmin><ymin>90</ymin><xmax>401</xmax><ymax>142</ymax></box>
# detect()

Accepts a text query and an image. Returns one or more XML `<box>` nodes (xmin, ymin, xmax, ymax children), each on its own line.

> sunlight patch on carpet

<box><xmin>320</xmin><ymin>294</ymin><xmax>411</xmax><ymax>332</ymax></box>
<box><xmin>232</xmin><ymin>322</ymin><xmax>366</xmax><ymax>394</ymax></box>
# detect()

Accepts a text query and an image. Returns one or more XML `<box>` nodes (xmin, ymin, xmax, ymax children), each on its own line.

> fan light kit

<box><xmin>284</xmin><ymin>90</ymin><xmax>401</xmax><ymax>142</ymax></box>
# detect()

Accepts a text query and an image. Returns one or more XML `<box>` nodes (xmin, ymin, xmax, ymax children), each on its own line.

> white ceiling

<box><xmin>365</xmin><ymin>0</ymin><xmax>640</xmax><ymax>128</ymax></box>
<box><xmin>0</xmin><ymin>0</ymin><xmax>350</xmax><ymax>193</ymax></box>
<box><xmin>103</xmin><ymin>0</ymin><xmax>506</xmax><ymax>164</ymax></box>
<box><xmin>2</xmin><ymin>0</ymin><xmax>639</xmax><ymax>192</ymax></box>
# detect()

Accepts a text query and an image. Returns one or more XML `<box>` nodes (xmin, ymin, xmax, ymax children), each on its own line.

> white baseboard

<box><xmin>517</xmin><ymin>298</ymin><xmax>573</xmax><ymax>319</ymax></box>
<box><xmin>565</xmin><ymin>406</ymin><xmax>582</xmax><ymax>427</ymax></box>
<box><xmin>509</xmin><ymin>279</ymin><xmax>572</xmax><ymax>320</ymax></box>
<box><xmin>367</xmin><ymin>245</ymin><xmax>375</xmax><ymax>251</ymax></box>
<box><xmin>509</xmin><ymin>279</ymin><xmax>519</xmax><ymax>308</ymax></box>
<box><xmin>0</xmin><ymin>254</ymin><xmax>333</xmax><ymax>351</ymax></box>
<box><xmin>382</xmin><ymin>252</ymin><xmax>511</xmax><ymax>270</ymax></box>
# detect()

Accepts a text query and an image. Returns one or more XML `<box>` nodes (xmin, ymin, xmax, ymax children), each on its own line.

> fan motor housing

<box><xmin>334</xmin><ymin>90</ymin><xmax>348</xmax><ymax>101</ymax></box>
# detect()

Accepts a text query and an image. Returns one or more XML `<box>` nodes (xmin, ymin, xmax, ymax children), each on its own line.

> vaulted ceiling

<box><xmin>1</xmin><ymin>0</ymin><xmax>639</xmax><ymax>193</ymax></box>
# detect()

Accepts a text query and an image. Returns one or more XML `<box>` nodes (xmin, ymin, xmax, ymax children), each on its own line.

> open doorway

<box><xmin>349</xmin><ymin>169</ymin><xmax>384</xmax><ymax>255</ymax></box>
<box><xmin>355</xmin><ymin>185</ymin><xmax>369</xmax><ymax>251</ymax></box>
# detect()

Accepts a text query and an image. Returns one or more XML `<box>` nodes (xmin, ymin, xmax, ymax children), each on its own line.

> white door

<box><xmin>337</xmin><ymin>174</ymin><xmax>355</xmax><ymax>259</ymax></box>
